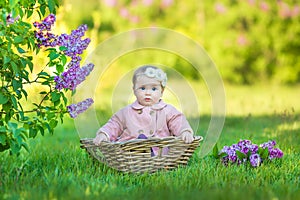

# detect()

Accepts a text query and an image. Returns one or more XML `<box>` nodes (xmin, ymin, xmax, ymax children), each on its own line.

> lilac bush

<box><xmin>0</xmin><ymin>1</ymin><xmax>95</xmax><ymax>154</ymax></box>
<box><xmin>215</xmin><ymin>139</ymin><xmax>283</xmax><ymax>167</ymax></box>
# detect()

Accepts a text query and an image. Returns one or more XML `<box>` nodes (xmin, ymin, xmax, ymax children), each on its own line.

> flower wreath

<box><xmin>143</xmin><ymin>67</ymin><xmax>167</xmax><ymax>87</ymax></box>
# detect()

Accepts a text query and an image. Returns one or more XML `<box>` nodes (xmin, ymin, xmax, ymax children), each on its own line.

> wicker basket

<box><xmin>80</xmin><ymin>136</ymin><xmax>203</xmax><ymax>174</ymax></box>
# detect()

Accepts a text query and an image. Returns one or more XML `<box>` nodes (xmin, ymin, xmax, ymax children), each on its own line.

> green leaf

<box><xmin>212</xmin><ymin>143</ymin><xmax>219</xmax><ymax>158</ymax></box>
<box><xmin>21</xmin><ymin>142</ymin><xmax>29</xmax><ymax>152</ymax></box>
<box><xmin>11</xmin><ymin>61</ymin><xmax>19</xmax><ymax>73</ymax></box>
<box><xmin>48</xmin><ymin>0</ymin><xmax>56</xmax><ymax>13</ymax></box>
<box><xmin>258</xmin><ymin>147</ymin><xmax>269</xmax><ymax>160</ymax></box>
<box><xmin>49</xmin><ymin>51</ymin><xmax>60</xmax><ymax>60</ymax></box>
<box><xmin>47</xmin><ymin>112</ymin><xmax>55</xmax><ymax>119</ymax></box>
<box><xmin>44</xmin><ymin>122</ymin><xmax>52</xmax><ymax>134</ymax></box>
<box><xmin>59</xmin><ymin>46</ymin><xmax>67</xmax><ymax>51</ymax></box>
<box><xmin>37</xmin><ymin>125</ymin><xmax>44</xmax><ymax>136</ymax></box>
<box><xmin>61</xmin><ymin>93</ymin><xmax>68</xmax><ymax>105</ymax></box>
<box><xmin>236</xmin><ymin>150</ymin><xmax>247</xmax><ymax>160</ymax></box>
<box><xmin>10</xmin><ymin>141</ymin><xmax>21</xmax><ymax>155</ymax></box>
<box><xmin>0</xmin><ymin>132</ymin><xmax>7</xmax><ymax>145</ymax></box>
<box><xmin>218</xmin><ymin>152</ymin><xmax>227</xmax><ymax>158</ymax></box>
<box><xmin>38</xmin><ymin>71</ymin><xmax>50</xmax><ymax>77</ymax></box>
<box><xmin>4</xmin><ymin>56</ymin><xmax>11</xmax><ymax>64</ymax></box>
<box><xmin>61</xmin><ymin>54</ymin><xmax>67</xmax><ymax>66</ymax></box>
<box><xmin>27</xmin><ymin>61</ymin><xmax>33</xmax><ymax>72</ymax></box>
<box><xmin>40</xmin><ymin>4</ymin><xmax>46</xmax><ymax>16</ymax></box>
<box><xmin>12</xmin><ymin>79</ymin><xmax>22</xmax><ymax>90</ymax></box>
<box><xmin>8</xmin><ymin>122</ymin><xmax>18</xmax><ymax>130</ymax></box>
<box><xmin>0</xmin><ymin>92</ymin><xmax>9</xmax><ymax>104</ymax></box>
<box><xmin>9</xmin><ymin>0</ymin><xmax>19</xmax><ymax>9</ymax></box>
<box><xmin>29</xmin><ymin>127</ymin><xmax>37</xmax><ymax>138</ymax></box>
<box><xmin>11</xmin><ymin>96</ymin><xmax>18</xmax><ymax>109</ymax></box>
<box><xmin>21</xmin><ymin>89</ymin><xmax>28</xmax><ymax>99</ymax></box>
<box><xmin>26</xmin><ymin>9</ymin><xmax>33</xmax><ymax>18</ymax></box>
<box><xmin>17</xmin><ymin>47</ymin><xmax>26</xmax><ymax>53</ymax></box>
<box><xmin>0</xmin><ymin>126</ymin><xmax>7</xmax><ymax>133</ymax></box>
<box><xmin>56</xmin><ymin>64</ymin><xmax>64</xmax><ymax>73</ymax></box>
<box><xmin>14</xmin><ymin>36</ymin><xmax>24</xmax><ymax>44</ymax></box>
<box><xmin>51</xmin><ymin>92</ymin><xmax>60</xmax><ymax>102</ymax></box>
<box><xmin>49</xmin><ymin>119</ymin><xmax>58</xmax><ymax>129</ymax></box>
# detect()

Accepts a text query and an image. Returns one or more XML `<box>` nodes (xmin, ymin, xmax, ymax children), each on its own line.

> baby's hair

<box><xmin>132</xmin><ymin>65</ymin><xmax>167</xmax><ymax>88</ymax></box>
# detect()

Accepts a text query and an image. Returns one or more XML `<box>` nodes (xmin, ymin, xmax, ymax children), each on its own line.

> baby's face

<box><xmin>133</xmin><ymin>75</ymin><xmax>163</xmax><ymax>106</ymax></box>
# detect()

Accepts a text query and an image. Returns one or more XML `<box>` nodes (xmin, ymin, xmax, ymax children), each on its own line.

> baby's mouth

<box><xmin>144</xmin><ymin>98</ymin><xmax>151</xmax><ymax>102</ymax></box>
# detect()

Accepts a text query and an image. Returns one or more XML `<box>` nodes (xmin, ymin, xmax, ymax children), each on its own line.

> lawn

<box><xmin>1</xmin><ymin>84</ymin><xmax>299</xmax><ymax>200</ymax></box>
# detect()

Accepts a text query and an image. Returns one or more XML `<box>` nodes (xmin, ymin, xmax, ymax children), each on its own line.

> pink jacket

<box><xmin>99</xmin><ymin>100</ymin><xmax>193</xmax><ymax>142</ymax></box>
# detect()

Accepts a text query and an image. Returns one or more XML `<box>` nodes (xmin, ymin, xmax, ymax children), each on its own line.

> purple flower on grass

<box><xmin>218</xmin><ymin>139</ymin><xmax>283</xmax><ymax>167</ymax></box>
<box><xmin>260</xmin><ymin>140</ymin><xmax>276</xmax><ymax>150</ymax></box>
<box><xmin>269</xmin><ymin>148</ymin><xmax>284</xmax><ymax>159</ymax></box>
<box><xmin>67</xmin><ymin>98</ymin><xmax>94</xmax><ymax>118</ymax></box>
<box><xmin>220</xmin><ymin>146</ymin><xmax>238</xmax><ymax>163</ymax></box>
<box><xmin>250</xmin><ymin>153</ymin><xmax>261</xmax><ymax>167</ymax></box>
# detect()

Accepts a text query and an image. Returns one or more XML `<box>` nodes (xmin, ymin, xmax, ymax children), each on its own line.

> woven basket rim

<box><xmin>80</xmin><ymin>135</ymin><xmax>203</xmax><ymax>146</ymax></box>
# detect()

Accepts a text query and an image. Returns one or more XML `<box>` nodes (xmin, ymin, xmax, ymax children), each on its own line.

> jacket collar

<box><xmin>131</xmin><ymin>100</ymin><xmax>167</xmax><ymax>110</ymax></box>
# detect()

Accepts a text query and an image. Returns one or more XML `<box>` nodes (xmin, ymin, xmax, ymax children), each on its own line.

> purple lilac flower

<box><xmin>34</xmin><ymin>15</ymin><xmax>90</xmax><ymax>58</ymax></box>
<box><xmin>250</xmin><ymin>153</ymin><xmax>261</xmax><ymax>167</ymax></box>
<box><xmin>220</xmin><ymin>146</ymin><xmax>238</xmax><ymax>163</ymax></box>
<box><xmin>67</xmin><ymin>98</ymin><xmax>94</xmax><ymax>118</ymax></box>
<box><xmin>260</xmin><ymin>140</ymin><xmax>276</xmax><ymax>150</ymax></box>
<box><xmin>34</xmin><ymin>14</ymin><xmax>57</xmax><ymax>47</ymax></box>
<box><xmin>56</xmin><ymin>24</ymin><xmax>90</xmax><ymax>58</ymax></box>
<box><xmin>248</xmin><ymin>144</ymin><xmax>258</xmax><ymax>154</ymax></box>
<box><xmin>219</xmin><ymin>139</ymin><xmax>283</xmax><ymax>167</ymax></box>
<box><xmin>6</xmin><ymin>13</ymin><xmax>20</xmax><ymax>25</ymax></box>
<box><xmin>33</xmin><ymin>14</ymin><xmax>56</xmax><ymax>31</ymax></box>
<box><xmin>34</xmin><ymin>14</ymin><xmax>93</xmax><ymax>91</ymax></box>
<box><xmin>54</xmin><ymin>63</ymin><xmax>94</xmax><ymax>91</ymax></box>
<box><xmin>269</xmin><ymin>148</ymin><xmax>284</xmax><ymax>160</ymax></box>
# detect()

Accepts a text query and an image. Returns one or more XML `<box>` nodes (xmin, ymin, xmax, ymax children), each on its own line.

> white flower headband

<box><xmin>142</xmin><ymin>67</ymin><xmax>167</xmax><ymax>87</ymax></box>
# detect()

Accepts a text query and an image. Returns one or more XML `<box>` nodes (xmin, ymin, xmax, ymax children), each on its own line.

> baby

<box><xmin>93</xmin><ymin>65</ymin><xmax>194</xmax><ymax>146</ymax></box>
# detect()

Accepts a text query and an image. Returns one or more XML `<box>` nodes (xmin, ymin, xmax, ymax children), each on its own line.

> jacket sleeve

<box><xmin>166</xmin><ymin>105</ymin><xmax>194</xmax><ymax>137</ymax></box>
<box><xmin>98</xmin><ymin>110</ymin><xmax>125</xmax><ymax>142</ymax></box>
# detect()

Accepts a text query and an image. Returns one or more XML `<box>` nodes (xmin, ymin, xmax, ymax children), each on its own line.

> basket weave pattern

<box><xmin>80</xmin><ymin>136</ymin><xmax>203</xmax><ymax>173</ymax></box>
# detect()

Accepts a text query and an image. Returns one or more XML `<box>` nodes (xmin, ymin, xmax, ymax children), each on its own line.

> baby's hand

<box><xmin>93</xmin><ymin>132</ymin><xmax>109</xmax><ymax>145</ymax></box>
<box><xmin>180</xmin><ymin>131</ymin><xmax>194</xmax><ymax>143</ymax></box>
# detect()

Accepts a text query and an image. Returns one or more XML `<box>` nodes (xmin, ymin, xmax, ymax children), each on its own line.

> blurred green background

<box><xmin>53</xmin><ymin>0</ymin><xmax>300</xmax><ymax>85</ymax></box>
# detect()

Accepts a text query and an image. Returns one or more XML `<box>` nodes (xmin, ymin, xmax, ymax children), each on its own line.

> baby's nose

<box><xmin>145</xmin><ymin>89</ymin><xmax>151</xmax><ymax>94</ymax></box>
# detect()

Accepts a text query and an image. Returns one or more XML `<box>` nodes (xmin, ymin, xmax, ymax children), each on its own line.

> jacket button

<box><xmin>150</xmin><ymin>110</ymin><xmax>154</xmax><ymax>115</ymax></box>
<box><xmin>149</xmin><ymin>130</ymin><xmax>153</xmax><ymax>134</ymax></box>
<box><xmin>137</xmin><ymin>109</ymin><xmax>143</xmax><ymax>114</ymax></box>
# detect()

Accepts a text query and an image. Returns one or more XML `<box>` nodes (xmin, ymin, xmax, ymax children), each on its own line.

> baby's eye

<box><xmin>152</xmin><ymin>87</ymin><xmax>157</xmax><ymax>91</ymax></box>
<box><xmin>140</xmin><ymin>87</ymin><xmax>146</xmax><ymax>90</ymax></box>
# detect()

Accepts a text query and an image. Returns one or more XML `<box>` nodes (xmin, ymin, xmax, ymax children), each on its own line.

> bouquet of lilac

<box><xmin>213</xmin><ymin>139</ymin><xmax>283</xmax><ymax>167</ymax></box>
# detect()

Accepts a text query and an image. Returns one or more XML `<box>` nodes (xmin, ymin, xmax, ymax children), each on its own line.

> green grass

<box><xmin>1</xmin><ymin>84</ymin><xmax>300</xmax><ymax>200</ymax></box>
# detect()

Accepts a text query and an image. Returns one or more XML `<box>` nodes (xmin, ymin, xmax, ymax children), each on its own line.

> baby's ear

<box><xmin>161</xmin><ymin>87</ymin><xmax>165</xmax><ymax>94</ymax></box>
